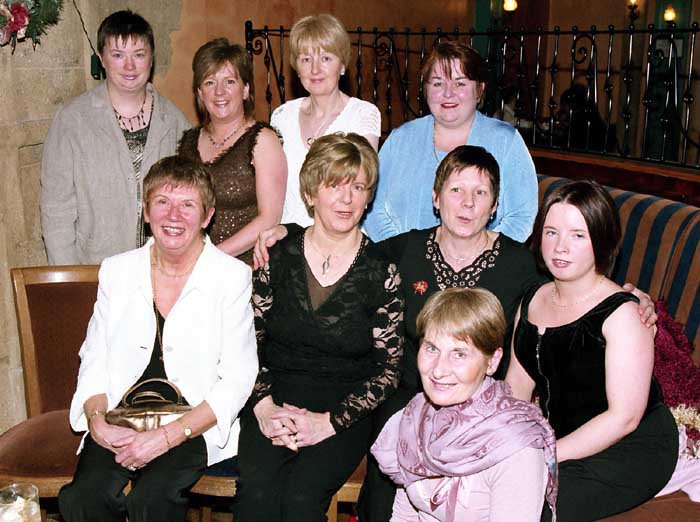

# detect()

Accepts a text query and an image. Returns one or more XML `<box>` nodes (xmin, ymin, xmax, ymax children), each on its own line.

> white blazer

<box><xmin>69</xmin><ymin>237</ymin><xmax>258</xmax><ymax>465</ymax></box>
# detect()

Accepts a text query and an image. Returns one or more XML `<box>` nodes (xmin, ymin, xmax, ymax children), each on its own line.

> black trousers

<box><xmin>541</xmin><ymin>404</ymin><xmax>679</xmax><ymax>522</ymax></box>
<box><xmin>58</xmin><ymin>434</ymin><xmax>207</xmax><ymax>522</ymax></box>
<box><xmin>233</xmin><ymin>412</ymin><xmax>371</xmax><ymax>522</ymax></box>
<box><xmin>356</xmin><ymin>382</ymin><xmax>417</xmax><ymax>522</ymax></box>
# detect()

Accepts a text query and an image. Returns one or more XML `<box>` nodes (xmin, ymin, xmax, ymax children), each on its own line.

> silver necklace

<box><xmin>207</xmin><ymin>118</ymin><xmax>246</xmax><ymax>149</ymax></box>
<box><xmin>305</xmin><ymin>96</ymin><xmax>343</xmax><ymax>145</ymax></box>
<box><xmin>305</xmin><ymin>231</ymin><xmax>361</xmax><ymax>276</ymax></box>
<box><xmin>551</xmin><ymin>274</ymin><xmax>606</xmax><ymax>308</ymax></box>
<box><xmin>432</xmin><ymin>124</ymin><xmax>440</xmax><ymax>162</ymax></box>
<box><xmin>439</xmin><ymin>232</ymin><xmax>488</xmax><ymax>265</ymax></box>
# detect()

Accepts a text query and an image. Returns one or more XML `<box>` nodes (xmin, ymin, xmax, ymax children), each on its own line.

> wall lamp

<box><xmin>503</xmin><ymin>0</ymin><xmax>518</xmax><ymax>12</ymax></box>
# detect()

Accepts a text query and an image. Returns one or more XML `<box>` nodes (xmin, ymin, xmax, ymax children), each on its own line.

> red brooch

<box><xmin>413</xmin><ymin>281</ymin><xmax>428</xmax><ymax>295</ymax></box>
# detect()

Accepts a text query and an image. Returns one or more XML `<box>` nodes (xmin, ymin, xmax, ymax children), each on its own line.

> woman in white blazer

<box><xmin>58</xmin><ymin>156</ymin><xmax>258</xmax><ymax>522</ymax></box>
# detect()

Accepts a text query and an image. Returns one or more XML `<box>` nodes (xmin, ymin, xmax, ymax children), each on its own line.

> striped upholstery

<box><xmin>538</xmin><ymin>175</ymin><xmax>700</xmax><ymax>359</ymax></box>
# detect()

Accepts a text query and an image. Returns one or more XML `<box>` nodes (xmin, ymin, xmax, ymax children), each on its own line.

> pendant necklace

<box><xmin>113</xmin><ymin>93</ymin><xmax>150</xmax><ymax>132</ymax></box>
<box><xmin>306</xmin><ymin>95</ymin><xmax>343</xmax><ymax>145</ymax></box>
<box><xmin>305</xmin><ymin>231</ymin><xmax>360</xmax><ymax>276</ymax></box>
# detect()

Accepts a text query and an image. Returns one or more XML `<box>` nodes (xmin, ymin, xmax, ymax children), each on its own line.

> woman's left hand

<box><xmin>112</xmin><ymin>428</ymin><xmax>170</xmax><ymax>470</ymax></box>
<box><xmin>623</xmin><ymin>283</ymin><xmax>657</xmax><ymax>331</ymax></box>
<box><xmin>271</xmin><ymin>404</ymin><xmax>335</xmax><ymax>448</ymax></box>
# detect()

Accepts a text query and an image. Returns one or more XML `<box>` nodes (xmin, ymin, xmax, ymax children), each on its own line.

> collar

<box><xmin>135</xmin><ymin>235</ymin><xmax>216</xmax><ymax>303</ymax></box>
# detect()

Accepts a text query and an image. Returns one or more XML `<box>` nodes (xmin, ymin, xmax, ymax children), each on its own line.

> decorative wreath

<box><xmin>0</xmin><ymin>0</ymin><xmax>63</xmax><ymax>52</ymax></box>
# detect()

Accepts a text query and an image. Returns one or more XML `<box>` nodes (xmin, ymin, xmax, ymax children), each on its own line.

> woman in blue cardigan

<box><xmin>363</xmin><ymin>40</ymin><xmax>537</xmax><ymax>243</ymax></box>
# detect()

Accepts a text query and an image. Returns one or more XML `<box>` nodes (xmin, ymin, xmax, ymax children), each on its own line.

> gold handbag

<box><xmin>105</xmin><ymin>378</ymin><xmax>191</xmax><ymax>432</ymax></box>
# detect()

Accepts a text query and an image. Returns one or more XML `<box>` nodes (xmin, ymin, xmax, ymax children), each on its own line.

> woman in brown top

<box><xmin>178</xmin><ymin>38</ymin><xmax>286</xmax><ymax>264</ymax></box>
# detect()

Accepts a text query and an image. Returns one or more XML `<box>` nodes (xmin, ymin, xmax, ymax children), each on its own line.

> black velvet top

<box><xmin>513</xmin><ymin>283</ymin><xmax>664</xmax><ymax>438</ymax></box>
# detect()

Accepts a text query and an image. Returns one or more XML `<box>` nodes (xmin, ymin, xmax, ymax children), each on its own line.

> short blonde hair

<box><xmin>416</xmin><ymin>288</ymin><xmax>505</xmax><ymax>357</ymax></box>
<box><xmin>299</xmin><ymin>133</ymin><xmax>378</xmax><ymax>216</ymax></box>
<box><xmin>289</xmin><ymin>14</ymin><xmax>351</xmax><ymax>70</ymax></box>
<box><xmin>143</xmin><ymin>156</ymin><xmax>216</xmax><ymax>215</ymax></box>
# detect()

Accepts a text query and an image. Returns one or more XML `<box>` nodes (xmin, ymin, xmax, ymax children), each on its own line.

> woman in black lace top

<box><xmin>233</xmin><ymin>133</ymin><xmax>404</xmax><ymax>522</ymax></box>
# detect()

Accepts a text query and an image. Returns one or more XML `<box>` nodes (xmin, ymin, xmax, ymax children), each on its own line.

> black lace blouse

<box><xmin>250</xmin><ymin>228</ymin><xmax>405</xmax><ymax>432</ymax></box>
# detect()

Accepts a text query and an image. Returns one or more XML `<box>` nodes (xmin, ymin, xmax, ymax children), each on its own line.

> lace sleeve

<box><xmin>329</xmin><ymin>262</ymin><xmax>405</xmax><ymax>431</ymax></box>
<box><xmin>250</xmin><ymin>264</ymin><xmax>274</xmax><ymax>406</ymax></box>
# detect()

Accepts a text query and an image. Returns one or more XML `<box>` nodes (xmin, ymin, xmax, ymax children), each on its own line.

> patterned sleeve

<box><xmin>249</xmin><ymin>264</ymin><xmax>274</xmax><ymax>406</ymax></box>
<box><xmin>329</xmin><ymin>262</ymin><xmax>405</xmax><ymax>431</ymax></box>
<box><xmin>355</xmin><ymin>100</ymin><xmax>382</xmax><ymax>138</ymax></box>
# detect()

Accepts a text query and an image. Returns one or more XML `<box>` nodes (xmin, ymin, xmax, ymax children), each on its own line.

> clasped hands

<box><xmin>89</xmin><ymin>415</ymin><xmax>171</xmax><ymax>471</ymax></box>
<box><xmin>253</xmin><ymin>396</ymin><xmax>335</xmax><ymax>451</ymax></box>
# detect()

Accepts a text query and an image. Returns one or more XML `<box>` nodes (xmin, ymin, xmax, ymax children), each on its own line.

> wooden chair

<box><xmin>0</xmin><ymin>265</ymin><xmax>100</xmax><ymax>514</ymax></box>
<box><xmin>326</xmin><ymin>457</ymin><xmax>366</xmax><ymax>522</ymax></box>
<box><xmin>1</xmin><ymin>265</ymin><xmax>242</xmax><ymax>521</ymax></box>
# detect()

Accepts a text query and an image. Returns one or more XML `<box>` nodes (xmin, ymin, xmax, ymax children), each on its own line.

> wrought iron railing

<box><xmin>245</xmin><ymin>20</ymin><xmax>700</xmax><ymax>171</ymax></box>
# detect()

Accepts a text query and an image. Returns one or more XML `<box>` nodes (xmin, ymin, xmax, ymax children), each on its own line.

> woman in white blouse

<box><xmin>271</xmin><ymin>13</ymin><xmax>381</xmax><ymax>227</ymax></box>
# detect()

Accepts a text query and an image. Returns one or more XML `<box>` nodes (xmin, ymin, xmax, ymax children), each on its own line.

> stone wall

<box><xmin>0</xmin><ymin>0</ymin><xmax>184</xmax><ymax>433</ymax></box>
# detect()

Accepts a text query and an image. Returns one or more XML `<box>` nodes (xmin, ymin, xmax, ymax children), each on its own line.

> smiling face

<box><xmin>418</xmin><ymin>327</ymin><xmax>502</xmax><ymax>407</ymax></box>
<box><xmin>433</xmin><ymin>166</ymin><xmax>496</xmax><ymax>240</ymax></box>
<box><xmin>100</xmin><ymin>36</ymin><xmax>152</xmax><ymax>95</ymax></box>
<box><xmin>295</xmin><ymin>47</ymin><xmax>344</xmax><ymax>97</ymax></box>
<box><xmin>197</xmin><ymin>62</ymin><xmax>249</xmax><ymax>125</ymax></box>
<box><xmin>541</xmin><ymin>202</ymin><xmax>598</xmax><ymax>282</ymax></box>
<box><xmin>426</xmin><ymin>58</ymin><xmax>483</xmax><ymax>129</ymax></box>
<box><xmin>145</xmin><ymin>183</ymin><xmax>214</xmax><ymax>258</ymax></box>
<box><xmin>307</xmin><ymin>169</ymin><xmax>370</xmax><ymax>236</ymax></box>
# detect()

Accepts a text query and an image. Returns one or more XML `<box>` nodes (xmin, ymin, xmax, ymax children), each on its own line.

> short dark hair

<box><xmin>421</xmin><ymin>40</ymin><xmax>488</xmax><ymax>86</ymax></box>
<box><xmin>192</xmin><ymin>38</ymin><xmax>255</xmax><ymax>126</ymax></box>
<box><xmin>433</xmin><ymin>145</ymin><xmax>500</xmax><ymax>206</ymax></box>
<box><xmin>97</xmin><ymin>10</ymin><xmax>154</xmax><ymax>55</ymax></box>
<box><xmin>144</xmin><ymin>156</ymin><xmax>216</xmax><ymax>216</ymax></box>
<box><xmin>531</xmin><ymin>179</ymin><xmax>621</xmax><ymax>275</ymax></box>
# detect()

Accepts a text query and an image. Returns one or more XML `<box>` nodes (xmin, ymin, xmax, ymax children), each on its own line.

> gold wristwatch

<box><xmin>176</xmin><ymin>418</ymin><xmax>192</xmax><ymax>439</ymax></box>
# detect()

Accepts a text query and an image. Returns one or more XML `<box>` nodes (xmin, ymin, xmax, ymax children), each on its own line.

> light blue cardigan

<box><xmin>363</xmin><ymin>112</ymin><xmax>538</xmax><ymax>242</ymax></box>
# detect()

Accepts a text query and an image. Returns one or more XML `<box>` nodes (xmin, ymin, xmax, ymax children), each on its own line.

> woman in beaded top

<box><xmin>178</xmin><ymin>38</ymin><xmax>287</xmax><ymax>264</ymax></box>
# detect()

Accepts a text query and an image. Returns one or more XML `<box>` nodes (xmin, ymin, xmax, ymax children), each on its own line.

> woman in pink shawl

<box><xmin>371</xmin><ymin>288</ymin><xmax>557</xmax><ymax>522</ymax></box>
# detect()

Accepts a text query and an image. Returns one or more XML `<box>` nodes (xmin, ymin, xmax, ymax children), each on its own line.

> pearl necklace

<box><xmin>550</xmin><ymin>274</ymin><xmax>606</xmax><ymax>308</ymax></box>
<box><xmin>206</xmin><ymin>118</ymin><xmax>247</xmax><ymax>149</ymax></box>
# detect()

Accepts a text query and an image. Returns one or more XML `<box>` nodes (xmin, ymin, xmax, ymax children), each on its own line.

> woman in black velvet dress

<box><xmin>233</xmin><ymin>133</ymin><xmax>404</xmax><ymax>522</ymax></box>
<box><xmin>506</xmin><ymin>180</ymin><xmax>678</xmax><ymax>521</ymax></box>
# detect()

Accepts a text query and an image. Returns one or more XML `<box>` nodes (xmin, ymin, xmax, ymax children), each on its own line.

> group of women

<box><xmin>45</xmin><ymin>8</ymin><xmax>692</xmax><ymax>522</ymax></box>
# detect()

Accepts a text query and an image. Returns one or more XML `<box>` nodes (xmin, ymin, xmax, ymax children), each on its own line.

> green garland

<box><xmin>0</xmin><ymin>0</ymin><xmax>63</xmax><ymax>52</ymax></box>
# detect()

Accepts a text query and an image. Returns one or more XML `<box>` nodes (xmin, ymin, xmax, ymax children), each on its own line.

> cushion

<box><xmin>653</xmin><ymin>301</ymin><xmax>700</xmax><ymax>439</ymax></box>
<box><xmin>0</xmin><ymin>409</ymin><xmax>81</xmax><ymax>477</ymax></box>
